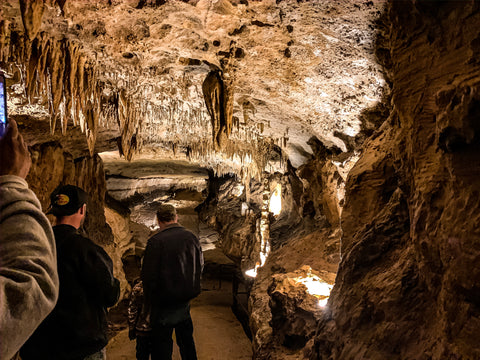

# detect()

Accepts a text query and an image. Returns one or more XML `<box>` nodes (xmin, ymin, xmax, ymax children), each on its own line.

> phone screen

<box><xmin>0</xmin><ymin>74</ymin><xmax>7</xmax><ymax>137</ymax></box>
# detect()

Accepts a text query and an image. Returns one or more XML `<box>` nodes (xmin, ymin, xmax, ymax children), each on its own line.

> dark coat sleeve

<box><xmin>82</xmin><ymin>242</ymin><xmax>120</xmax><ymax>308</ymax></box>
<box><xmin>141</xmin><ymin>238</ymin><xmax>159</xmax><ymax>297</ymax></box>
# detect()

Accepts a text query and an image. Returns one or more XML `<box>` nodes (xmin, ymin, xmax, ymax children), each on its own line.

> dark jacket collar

<box><xmin>159</xmin><ymin>223</ymin><xmax>183</xmax><ymax>233</ymax></box>
<box><xmin>53</xmin><ymin>224</ymin><xmax>78</xmax><ymax>232</ymax></box>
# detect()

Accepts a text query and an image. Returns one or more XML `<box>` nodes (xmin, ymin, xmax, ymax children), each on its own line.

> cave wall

<box><xmin>248</xmin><ymin>148</ymin><xmax>353</xmax><ymax>359</ymax></box>
<box><xmin>197</xmin><ymin>173</ymin><xmax>262</xmax><ymax>267</ymax></box>
<box><xmin>27</xmin><ymin>142</ymin><xmax>130</xmax><ymax>299</ymax></box>
<box><xmin>198</xmin><ymin>144</ymin><xmax>351</xmax><ymax>358</ymax></box>
<box><xmin>312</xmin><ymin>1</ymin><xmax>480</xmax><ymax>359</ymax></box>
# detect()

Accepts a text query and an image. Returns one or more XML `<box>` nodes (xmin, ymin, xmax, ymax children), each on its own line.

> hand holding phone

<box><xmin>0</xmin><ymin>119</ymin><xmax>31</xmax><ymax>179</ymax></box>
<box><xmin>0</xmin><ymin>73</ymin><xmax>7</xmax><ymax>138</ymax></box>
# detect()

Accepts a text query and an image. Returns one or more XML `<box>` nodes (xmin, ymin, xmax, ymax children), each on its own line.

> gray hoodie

<box><xmin>0</xmin><ymin>175</ymin><xmax>59</xmax><ymax>360</ymax></box>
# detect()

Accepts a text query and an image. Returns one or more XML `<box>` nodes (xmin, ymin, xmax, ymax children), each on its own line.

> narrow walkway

<box><xmin>107</xmin><ymin>279</ymin><xmax>253</xmax><ymax>360</ymax></box>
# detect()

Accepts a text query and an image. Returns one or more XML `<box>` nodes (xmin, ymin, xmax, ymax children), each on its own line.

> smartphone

<box><xmin>0</xmin><ymin>73</ymin><xmax>7</xmax><ymax>138</ymax></box>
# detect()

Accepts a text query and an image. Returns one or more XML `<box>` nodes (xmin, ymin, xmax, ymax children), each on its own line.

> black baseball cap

<box><xmin>47</xmin><ymin>185</ymin><xmax>88</xmax><ymax>216</ymax></box>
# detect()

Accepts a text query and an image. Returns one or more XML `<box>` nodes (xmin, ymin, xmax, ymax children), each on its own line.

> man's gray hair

<box><xmin>156</xmin><ymin>204</ymin><xmax>177</xmax><ymax>222</ymax></box>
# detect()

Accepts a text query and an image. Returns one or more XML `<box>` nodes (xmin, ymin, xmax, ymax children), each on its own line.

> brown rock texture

<box><xmin>268</xmin><ymin>266</ymin><xmax>331</xmax><ymax>352</ymax></box>
<box><xmin>104</xmin><ymin>206</ymin><xmax>135</xmax><ymax>295</ymax></box>
<box><xmin>250</xmin><ymin>228</ymin><xmax>339</xmax><ymax>360</ymax></box>
<box><xmin>19</xmin><ymin>0</ymin><xmax>44</xmax><ymax>41</ymax></box>
<box><xmin>312</xmin><ymin>1</ymin><xmax>480</xmax><ymax>359</ymax></box>
<box><xmin>198</xmin><ymin>145</ymin><xmax>350</xmax><ymax>358</ymax></box>
<box><xmin>197</xmin><ymin>174</ymin><xmax>262</xmax><ymax>266</ymax></box>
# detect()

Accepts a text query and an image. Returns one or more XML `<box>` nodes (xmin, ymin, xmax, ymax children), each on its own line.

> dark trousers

<box><xmin>136</xmin><ymin>334</ymin><xmax>153</xmax><ymax>360</ymax></box>
<box><xmin>151</xmin><ymin>316</ymin><xmax>197</xmax><ymax>360</ymax></box>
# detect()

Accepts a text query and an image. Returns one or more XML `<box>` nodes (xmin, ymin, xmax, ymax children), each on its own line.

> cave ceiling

<box><xmin>1</xmin><ymin>0</ymin><xmax>387</xmax><ymax>175</ymax></box>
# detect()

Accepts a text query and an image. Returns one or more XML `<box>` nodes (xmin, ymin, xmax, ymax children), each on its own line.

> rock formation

<box><xmin>311</xmin><ymin>1</ymin><xmax>480</xmax><ymax>359</ymax></box>
<box><xmin>1</xmin><ymin>0</ymin><xmax>384</xmax><ymax>172</ymax></box>
<box><xmin>2</xmin><ymin>0</ymin><xmax>480</xmax><ymax>359</ymax></box>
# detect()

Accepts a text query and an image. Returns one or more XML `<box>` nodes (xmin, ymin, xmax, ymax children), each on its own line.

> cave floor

<box><xmin>106</xmin><ymin>278</ymin><xmax>253</xmax><ymax>360</ymax></box>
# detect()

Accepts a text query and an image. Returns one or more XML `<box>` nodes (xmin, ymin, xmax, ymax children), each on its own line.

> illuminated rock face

<box><xmin>101</xmin><ymin>153</ymin><xmax>208</xmax><ymax>238</ymax></box>
<box><xmin>1</xmin><ymin>0</ymin><xmax>386</xmax><ymax>173</ymax></box>
<box><xmin>312</xmin><ymin>2</ymin><xmax>480</xmax><ymax>359</ymax></box>
<box><xmin>197</xmin><ymin>142</ymin><xmax>347</xmax><ymax>357</ymax></box>
<box><xmin>5</xmin><ymin>1</ymin><xmax>480</xmax><ymax>359</ymax></box>
<box><xmin>268</xmin><ymin>266</ymin><xmax>332</xmax><ymax>351</ymax></box>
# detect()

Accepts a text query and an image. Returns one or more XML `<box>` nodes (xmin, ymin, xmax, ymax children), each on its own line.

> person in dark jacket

<box><xmin>128</xmin><ymin>278</ymin><xmax>152</xmax><ymax>360</ymax></box>
<box><xmin>141</xmin><ymin>204</ymin><xmax>204</xmax><ymax>360</ymax></box>
<box><xmin>20</xmin><ymin>185</ymin><xmax>120</xmax><ymax>360</ymax></box>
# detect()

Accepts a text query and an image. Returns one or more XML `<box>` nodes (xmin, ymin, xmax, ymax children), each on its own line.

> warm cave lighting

<box><xmin>294</xmin><ymin>274</ymin><xmax>333</xmax><ymax>308</ymax></box>
<box><xmin>245</xmin><ymin>267</ymin><xmax>257</xmax><ymax>278</ymax></box>
<box><xmin>245</xmin><ymin>262</ymin><xmax>261</xmax><ymax>278</ymax></box>
<box><xmin>269</xmin><ymin>184</ymin><xmax>282</xmax><ymax>216</ymax></box>
<box><xmin>318</xmin><ymin>298</ymin><xmax>329</xmax><ymax>307</ymax></box>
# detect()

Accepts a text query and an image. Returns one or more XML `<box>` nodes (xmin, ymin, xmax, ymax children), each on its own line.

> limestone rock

<box><xmin>198</xmin><ymin>149</ymin><xmax>345</xmax><ymax>358</ymax></box>
<box><xmin>269</xmin><ymin>267</ymin><xmax>326</xmax><ymax>353</ymax></box>
<box><xmin>1</xmin><ymin>0</ymin><xmax>386</xmax><ymax>173</ymax></box>
<box><xmin>312</xmin><ymin>2</ymin><xmax>480</xmax><ymax>359</ymax></box>
<box><xmin>19</xmin><ymin>0</ymin><xmax>44</xmax><ymax>41</ymax></box>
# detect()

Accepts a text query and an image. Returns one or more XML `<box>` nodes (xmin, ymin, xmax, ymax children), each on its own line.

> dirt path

<box><xmin>107</xmin><ymin>280</ymin><xmax>253</xmax><ymax>360</ymax></box>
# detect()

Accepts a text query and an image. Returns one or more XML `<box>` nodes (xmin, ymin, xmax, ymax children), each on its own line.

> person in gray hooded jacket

<box><xmin>0</xmin><ymin>119</ymin><xmax>59</xmax><ymax>360</ymax></box>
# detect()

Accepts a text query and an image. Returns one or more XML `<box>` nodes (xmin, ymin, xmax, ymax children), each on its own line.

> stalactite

<box><xmin>1</xmin><ymin>12</ymin><xmax>284</xmax><ymax>177</ymax></box>
<box><xmin>19</xmin><ymin>0</ymin><xmax>45</xmax><ymax>41</ymax></box>
<box><xmin>202</xmin><ymin>70</ymin><xmax>223</xmax><ymax>148</ymax></box>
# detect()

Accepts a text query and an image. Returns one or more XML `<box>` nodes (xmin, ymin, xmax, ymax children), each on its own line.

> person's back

<box><xmin>20</xmin><ymin>185</ymin><xmax>120</xmax><ymax>360</ymax></box>
<box><xmin>141</xmin><ymin>204</ymin><xmax>203</xmax><ymax>360</ymax></box>
<box><xmin>144</xmin><ymin>224</ymin><xmax>202</xmax><ymax>307</ymax></box>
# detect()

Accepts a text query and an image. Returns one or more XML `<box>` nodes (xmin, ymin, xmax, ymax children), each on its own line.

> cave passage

<box><xmin>3</xmin><ymin>0</ymin><xmax>480</xmax><ymax>359</ymax></box>
<box><xmin>100</xmin><ymin>152</ymin><xmax>254</xmax><ymax>359</ymax></box>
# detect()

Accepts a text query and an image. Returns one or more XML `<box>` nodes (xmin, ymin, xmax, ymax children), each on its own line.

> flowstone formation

<box><xmin>311</xmin><ymin>2</ymin><xmax>480</xmax><ymax>359</ymax></box>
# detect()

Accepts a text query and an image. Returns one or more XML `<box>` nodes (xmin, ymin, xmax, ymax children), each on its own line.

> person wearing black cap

<box><xmin>20</xmin><ymin>185</ymin><xmax>120</xmax><ymax>360</ymax></box>
<box><xmin>141</xmin><ymin>204</ymin><xmax>203</xmax><ymax>360</ymax></box>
